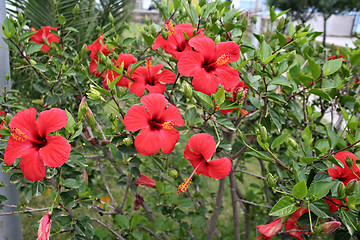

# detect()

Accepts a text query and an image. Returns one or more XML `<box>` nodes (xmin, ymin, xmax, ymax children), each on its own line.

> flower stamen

<box><xmin>145</xmin><ymin>57</ymin><xmax>152</xmax><ymax>72</ymax></box>
<box><xmin>162</xmin><ymin>121</ymin><xmax>175</xmax><ymax>130</ymax></box>
<box><xmin>11</xmin><ymin>128</ymin><xmax>27</xmax><ymax>142</ymax></box>
<box><xmin>165</xmin><ymin>19</ymin><xmax>175</xmax><ymax>36</ymax></box>
<box><xmin>215</xmin><ymin>53</ymin><xmax>230</xmax><ymax>65</ymax></box>
<box><xmin>177</xmin><ymin>160</ymin><xmax>204</xmax><ymax>194</ymax></box>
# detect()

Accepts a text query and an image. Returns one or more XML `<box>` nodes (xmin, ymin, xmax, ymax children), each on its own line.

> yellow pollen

<box><xmin>11</xmin><ymin>128</ymin><xmax>27</xmax><ymax>142</ymax></box>
<box><xmin>177</xmin><ymin>178</ymin><xmax>192</xmax><ymax>194</ymax></box>
<box><xmin>162</xmin><ymin>121</ymin><xmax>175</xmax><ymax>130</ymax></box>
<box><xmin>145</xmin><ymin>58</ymin><xmax>152</xmax><ymax>71</ymax></box>
<box><xmin>215</xmin><ymin>53</ymin><xmax>230</xmax><ymax>65</ymax></box>
<box><xmin>165</xmin><ymin>20</ymin><xmax>175</xmax><ymax>36</ymax></box>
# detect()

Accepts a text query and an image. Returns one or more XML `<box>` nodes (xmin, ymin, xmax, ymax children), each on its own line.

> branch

<box><xmin>206</xmin><ymin>178</ymin><xmax>226</xmax><ymax>240</ymax></box>
<box><xmin>91</xmin><ymin>217</ymin><xmax>124</xmax><ymax>240</ymax></box>
<box><xmin>229</xmin><ymin>171</ymin><xmax>240</xmax><ymax>240</ymax></box>
<box><xmin>0</xmin><ymin>205</ymin><xmax>51</xmax><ymax>216</ymax></box>
<box><xmin>140</xmin><ymin>226</ymin><xmax>162</xmax><ymax>240</ymax></box>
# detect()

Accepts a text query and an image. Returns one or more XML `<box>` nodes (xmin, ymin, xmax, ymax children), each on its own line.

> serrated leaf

<box><xmin>309</xmin><ymin>201</ymin><xmax>329</xmax><ymax>218</ymax></box>
<box><xmin>271</xmin><ymin>133</ymin><xmax>289</xmax><ymax>149</ymax></box>
<box><xmin>292</xmin><ymin>180</ymin><xmax>307</xmax><ymax>199</ymax></box>
<box><xmin>269</xmin><ymin>196</ymin><xmax>298</xmax><ymax>217</ymax></box>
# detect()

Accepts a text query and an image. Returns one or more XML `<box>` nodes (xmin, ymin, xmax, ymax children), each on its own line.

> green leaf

<box><xmin>269</xmin><ymin>196</ymin><xmax>298</xmax><ymax>217</ymax></box>
<box><xmin>309</xmin><ymin>88</ymin><xmax>331</xmax><ymax>100</ymax></box>
<box><xmin>350</xmin><ymin>50</ymin><xmax>360</xmax><ymax>66</ymax></box>
<box><xmin>264</xmin><ymin>52</ymin><xmax>279</xmax><ymax>64</ymax></box>
<box><xmin>131</xmin><ymin>214</ymin><xmax>147</xmax><ymax>228</ymax></box>
<box><xmin>65</xmin><ymin>109</ymin><xmax>75</xmax><ymax>133</ymax></box>
<box><xmin>299</xmin><ymin>157</ymin><xmax>316</xmax><ymax>164</ymax></box>
<box><xmin>260</xmin><ymin>41</ymin><xmax>272</xmax><ymax>63</ymax></box>
<box><xmin>292</xmin><ymin>180</ymin><xmax>307</xmax><ymax>199</ymax></box>
<box><xmin>271</xmin><ymin>76</ymin><xmax>292</xmax><ymax>89</ymax></box>
<box><xmin>19</xmin><ymin>31</ymin><xmax>35</xmax><ymax>43</ymax></box>
<box><xmin>340</xmin><ymin>107</ymin><xmax>349</xmax><ymax>121</ymax></box>
<box><xmin>63</xmin><ymin>178</ymin><xmax>81</xmax><ymax>189</ymax></box>
<box><xmin>309</xmin><ymin>201</ymin><xmax>330</xmax><ymax>218</ymax></box>
<box><xmin>307</xmin><ymin>181</ymin><xmax>335</xmax><ymax>201</ymax></box>
<box><xmin>269</xmin><ymin>6</ymin><xmax>277</xmax><ymax>22</ymax></box>
<box><xmin>323</xmin><ymin>59</ymin><xmax>342</xmax><ymax>76</ymax></box>
<box><xmin>327</xmin><ymin>155</ymin><xmax>344</xmax><ymax>168</ymax></box>
<box><xmin>27</xmin><ymin>43</ymin><xmax>42</xmax><ymax>55</ymax></box>
<box><xmin>339</xmin><ymin>210</ymin><xmax>357</xmax><ymax>236</ymax></box>
<box><xmin>194</xmin><ymin>91</ymin><xmax>215</xmax><ymax>108</ymax></box>
<box><xmin>216</xmin><ymin>116</ymin><xmax>236</xmax><ymax>131</ymax></box>
<box><xmin>58</xmin><ymin>15</ymin><xmax>66</xmax><ymax>25</ymax></box>
<box><xmin>215</xmin><ymin>86</ymin><xmax>225</xmax><ymax>105</ymax></box>
<box><xmin>307</xmin><ymin>55</ymin><xmax>321</xmax><ymax>79</ymax></box>
<box><xmin>302</xmin><ymin>126</ymin><xmax>313</xmax><ymax>146</ymax></box>
<box><xmin>271</xmin><ymin>133</ymin><xmax>289</xmax><ymax>149</ymax></box>
<box><xmin>2</xmin><ymin>17</ymin><xmax>15</xmax><ymax>38</ymax></box>
<box><xmin>129</xmin><ymin>60</ymin><xmax>145</xmax><ymax>76</ymax></box>
<box><xmin>115</xmin><ymin>215</ymin><xmax>130</xmax><ymax>229</ymax></box>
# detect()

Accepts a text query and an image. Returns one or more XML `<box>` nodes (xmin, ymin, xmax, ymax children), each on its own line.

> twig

<box><xmin>207</xmin><ymin>178</ymin><xmax>226</xmax><ymax>240</ymax></box>
<box><xmin>232</xmin><ymin>169</ymin><xmax>266</xmax><ymax>180</ymax></box>
<box><xmin>229</xmin><ymin>171</ymin><xmax>240</xmax><ymax>240</ymax></box>
<box><xmin>119</xmin><ymin>169</ymin><xmax>132</xmax><ymax>213</ymax></box>
<box><xmin>0</xmin><ymin>205</ymin><xmax>51</xmax><ymax>216</ymax></box>
<box><xmin>236</xmin><ymin>199</ymin><xmax>272</xmax><ymax>209</ymax></box>
<box><xmin>140</xmin><ymin>226</ymin><xmax>162</xmax><ymax>240</ymax></box>
<box><xmin>98</xmin><ymin>165</ymin><xmax>122</xmax><ymax>213</ymax></box>
<box><xmin>91</xmin><ymin>217</ymin><xmax>124</xmax><ymax>240</ymax></box>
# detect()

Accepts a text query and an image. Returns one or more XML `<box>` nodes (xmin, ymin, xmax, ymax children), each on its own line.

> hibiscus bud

<box><xmin>145</xmin><ymin>15</ymin><xmax>150</xmax><ymax>25</ymax></box>
<box><xmin>108</xmin><ymin>12</ymin><xmax>114</xmax><ymax>24</ymax></box>
<box><xmin>134</xmin><ymin>193</ymin><xmax>144</xmax><ymax>210</ymax></box>
<box><xmin>345</xmin><ymin>155</ymin><xmax>353</xmax><ymax>168</ymax></box>
<box><xmin>337</xmin><ymin>182</ymin><xmax>346</xmax><ymax>199</ymax></box>
<box><xmin>240</xmin><ymin>109</ymin><xmax>249</xmax><ymax>117</ymax></box>
<box><xmin>150</xmin><ymin>24</ymin><xmax>157</xmax><ymax>37</ymax></box>
<box><xmin>277</xmin><ymin>17</ymin><xmax>285</xmax><ymax>32</ymax></box>
<box><xmin>184</xmin><ymin>82</ymin><xmax>193</xmax><ymax>99</ymax></box>
<box><xmin>168</xmin><ymin>169</ymin><xmax>178</xmax><ymax>179</ymax></box>
<box><xmin>236</xmin><ymin>90</ymin><xmax>244</xmax><ymax>102</ymax></box>
<box><xmin>267</xmin><ymin>173</ymin><xmax>276</xmax><ymax>188</ymax></box>
<box><xmin>73</xmin><ymin>4</ymin><xmax>79</xmax><ymax>18</ymax></box>
<box><xmin>5</xmin><ymin>113</ymin><xmax>12</xmax><ymax>125</ymax></box>
<box><xmin>259</xmin><ymin>126</ymin><xmax>268</xmax><ymax>143</ymax></box>
<box><xmin>286</xmin><ymin>137</ymin><xmax>298</xmax><ymax>150</ymax></box>
<box><xmin>80</xmin><ymin>44</ymin><xmax>87</xmax><ymax>58</ymax></box>
<box><xmin>288</xmin><ymin>51</ymin><xmax>296</xmax><ymax>64</ymax></box>
<box><xmin>123</xmin><ymin>137</ymin><xmax>133</xmax><ymax>146</ymax></box>
<box><xmin>85</xmin><ymin>108</ymin><xmax>96</xmax><ymax>130</ymax></box>
<box><xmin>5</xmin><ymin>72</ymin><xmax>10</xmax><ymax>81</ymax></box>
<box><xmin>88</xmin><ymin>85</ymin><xmax>104</xmax><ymax>101</ymax></box>
<box><xmin>346</xmin><ymin>179</ymin><xmax>357</xmax><ymax>195</ymax></box>
<box><xmin>78</xmin><ymin>97</ymin><xmax>88</xmax><ymax>121</ymax></box>
<box><xmin>82</xmin><ymin>170</ymin><xmax>88</xmax><ymax>185</ymax></box>
<box><xmin>17</xmin><ymin>11</ymin><xmax>24</xmax><ymax>24</ymax></box>
<box><xmin>73</xmin><ymin>55</ymin><xmax>80</xmax><ymax>65</ymax></box>
<box><xmin>319</xmin><ymin>221</ymin><xmax>341</xmax><ymax>233</ymax></box>
<box><xmin>37</xmin><ymin>212</ymin><xmax>52</xmax><ymax>240</ymax></box>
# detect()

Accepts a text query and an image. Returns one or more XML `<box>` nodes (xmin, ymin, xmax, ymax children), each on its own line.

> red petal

<box><xmin>19</xmin><ymin>149</ymin><xmax>46</xmax><ymax>181</ymax></box>
<box><xmin>192</xmin><ymin>69</ymin><xmax>219</xmax><ymax>95</ymax></box>
<box><xmin>9</xmin><ymin>108</ymin><xmax>38</xmax><ymax>140</ymax></box>
<box><xmin>214</xmin><ymin>41</ymin><xmax>240</xmax><ymax>63</ymax></box>
<box><xmin>123</xmin><ymin>105</ymin><xmax>150</xmax><ymax>132</ymax></box>
<box><xmin>30</xmin><ymin>31</ymin><xmax>43</xmax><ymax>43</ymax></box>
<box><xmin>189</xmin><ymin>36</ymin><xmax>215</xmax><ymax>60</ymax></box>
<box><xmin>185</xmin><ymin>133</ymin><xmax>216</xmax><ymax>162</ymax></box>
<box><xmin>4</xmin><ymin>137</ymin><xmax>34</xmax><ymax>165</ymax></box>
<box><xmin>207</xmin><ymin>157</ymin><xmax>232</xmax><ymax>179</ymax></box>
<box><xmin>36</xmin><ymin>108</ymin><xmax>68</xmax><ymax>136</ymax></box>
<box><xmin>129</xmin><ymin>81</ymin><xmax>146</xmax><ymax>97</ymax></box>
<box><xmin>135</xmin><ymin>174</ymin><xmax>156</xmax><ymax>188</ymax></box>
<box><xmin>145</xmin><ymin>82</ymin><xmax>166</xmax><ymax>95</ymax></box>
<box><xmin>140</xmin><ymin>94</ymin><xmax>168</xmax><ymax>120</ymax></box>
<box><xmin>40</xmin><ymin>44</ymin><xmax>50</xmax><ymax>53</ymax></box>
<box><xmin>177</xmin><ymin>51</ymin><xmax>203</xmax><ymax>76</ymax></box>
<box><xmin>257</xmin><ymin>218</ymin><xmax>284</xmax><ymax>238</ymax></box>
<box><xmin>158</xmin><ymin>128</ymin><xmax>179</xmax><ymax>154</ymax></box>
<box><xmin>39</xmin><ymin>135</ymin><xmax>71</xmax><ymax>167</ymax></box>
<box><xmin>162</xmin><ymin>104</ymin><xmax>185</xmax><ymax>127</ymax></box>
<box><xmin>117</xmin><ymin>53</ymin><xmax>137</xmax><ymax>68</ymax></box>
<box><xmin>134</xmin><ymin>128</ymin><xmax>161</xmax><ymax>156</ymax></box>
<box><xmin>215</xmin><ymin>65</ymin><xmax>240</xmax><ymax>91</ymax></box>
<box><xmin>328</xmin><ymin>168</ymin><xmax>340</xmax><ymax>179</ymax></box>
<box><xmin>157</xmin><ymin>69</ymin><xmax>176</xmax><ymax>84</ymax></box>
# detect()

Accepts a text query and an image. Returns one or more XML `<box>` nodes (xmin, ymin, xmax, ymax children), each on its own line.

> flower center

<box><xmin>215</xmin><ymin>53</ymin><xmax>230</xmax><ymax>65</ymax></box>
<box><xmin>165</xmin><ymin>19</ymin><xmax>175</xmax><ymax>36</ymax></box>
<box><xmin>177</xmin><ymin>160</ymin><xmax>204</xmax><ymax>194</ymax></box>
<box><xmin>162</xmin><ymin>121</ymin><xmax>175</xmax><ymax>130</ymax></box>
<box><xmin>10</xmin><ymin>128</ymin><xmax>27</xmax><ymax>142</ymax></box>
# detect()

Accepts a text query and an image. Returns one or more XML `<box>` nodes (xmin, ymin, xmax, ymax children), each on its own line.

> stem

<box><xmin>91</xmin><ymin>218</ymin><xmax>124</xmax><ymax>240</ymax></box>
<box><xmin>229</xmin><ymin>171</ymin><xmax>240</xmax><ymax>240</ymax></box>
<box><xmin>207</xmin><ymin>178</ymin><xmax>226</xmax><ymax>240</ymax></box>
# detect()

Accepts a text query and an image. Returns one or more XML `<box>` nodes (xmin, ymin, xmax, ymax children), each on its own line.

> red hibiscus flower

<box><xmin>285</xmin><ymin>207</ymin><xmax>308</xmax><ymax>240</ymax></box>
<box><xmin>219</xmin><ymin>81</ymin><xmax>248</xmax><ymax>114</ymax></box>
<box><xmin>129</xmin><ymin>58</ymin><xmax>176</xmax><ymax>97</ymax></box>
<box><xmin>37</xmin><ymin>212</ymin><xmax>52</xmax><ymax>240</ymax></box>
<box><xmin>4</xmin><ymin>108</ymin><xmax>71</xmax><ymax>181</ymax></box>
<box><xmin>177</xmin><ymin>35</ymin><xmax>240</xmax><ymax>95</ymax></box>
<box><xmin>328</xmin><ymin>151</ymin><xmax>360</xmax><ymax>186</ymax></box>
<box><xmin>256</xmin><ymin>218</ymin><xmax>284</xmax><ymax>240</ymax></box>
<box><xmin>319</xmin><ymin>221</ymin><xmax>341</xmax><ymax>233</ymax></box>
<box><xmin>87</xmin><ymin>35</ymin><xmax>112</xmax><ymax>77</ymax></box>
<box><xmin>0</xmin><ymin>110</ymin><xmax>7</xmax><ymax>137</ymax></box>
<box><xmin>152</xmin><ymin>20</ymin><xmax>204</xmax><ymax>60</ymax></box>
<box><xmin>30</xmin><ymin>26</ymin><xmax>59</xmax><ymax>53</ymax></box>
<box><xmin>177</xmin><ymin>133</ymin><xmax>232</xmax><ymax>194</ymax></box>
<box><xmin>135</xmin><ymin>173</ymin><xmax>157</xmax><ymax>188</ymax></box>
<box><xmin>102</xmin><ymin>53</ymin><xmax>137</xmax><ymax>89</ymax></box>
<box><xmin>123</xmin><ymin>94</ymin><xmax>184</xmax><ymax>156</ymax></box>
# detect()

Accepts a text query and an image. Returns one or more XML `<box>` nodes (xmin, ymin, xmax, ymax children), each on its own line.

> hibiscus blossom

<box><xmin>328</xmin><ymin>151</ymin><xmax>360</xmax><ymax>186</ymax></box>
<box><xmin>285</xmin><ymin>207</ymin><xmax>308</xmax><ymax>240</ymax></box>
<box><xmin>30</xmin><ymin>26</ymin><xmax>59</xmax><ymax>53</ymax></box>
<box><xmin>102</xmin><ymin>53</ymin><xmax>137</xmax><ymax>89</ymax></box>
<box><xmin>152</xmin><ymin>20</ymin><xmax>204</xmax><ymax>60</ymax></box>
<box><xmin>4</xmin><ymin>108</ymin><xmax>71</xmax><ymax>181</ymax></box>
<box><xmin>123</xmin><ymin>94</ymin><xmax>184</xmax><ymax>156</ymax></box>
<box><xmin>219</xmin><ymin>81</ymin><xmax>248</xmax><ymax>114</ymax></box>
<box><xmin>0</xmin><ymin>110</ymin><xmax>7</xmax><ymax>137</ymax></box>
<box><xmin>37</xmin><ymin>212</ymin><xmax>52</xmax><ymax>240</ymax></box>
<box><xmin>177</xmin><ymin>35</ymin><xmax>240</xmax><ymax>95</ymax></box>
<box><xmin>135</xmin><ymin>173</ymin><xmax>157</xmax><ymax>188</ymax></box>
<box><xmin>177</xmin><ymin>133</ymin><xmax>232</xmax><ymax>194</ymax></box>
<box><xmin>130</xmin><ymin>58</ymin><xmax>176</xmax><ymax>97</ymax></box>
<box><xmin>87</xmin><ymin>35</ymin><xmax>112</xmax><ymax>77</ymax></box>
<box><xmin>256</xmin><ymin>218</ymin><xmax>284</xmax><ymax>240</ymax></box>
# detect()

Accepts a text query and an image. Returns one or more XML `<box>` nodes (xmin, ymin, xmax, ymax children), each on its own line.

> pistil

<box><xmin>177</xmin><ymin>160</ymin><xmax>204</xmax><ymax>194</ymax></box>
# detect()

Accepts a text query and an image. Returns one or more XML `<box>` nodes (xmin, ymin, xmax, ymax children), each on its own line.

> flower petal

<box><xmin>177</xmin><ymin>51</ymin><xmax>203</xmax><ymax>76</ymax></box>
<box><xmin>129</xmin><ymin>80</ymin><xmax>146</xmax><ymax>97</ymax></box>
<box><xmin>215</xmin><ymin>65</ymin><xmax>240</xmax><ymax>91</ymax></box>
<box><xmin>36</xmin><ymin>108</ymin><xmax>68</xmax><ymax>136</ymax></box>
<box><xmin>157</xmin><ymin>69</ymin><xmax>176</xmax><ymax>84</ymax></box>
<box><xmin>162</xmin><ymin>104</ymin><xmax>185</xmax><ymax>127</ymax></box>
<box><xmin>39</xmin><ymin>135</ymin><xmax>71</xmax><ymax>167</ymax></box>
<box><xmin>192</xmin><ymin>69</ymin><xmax>219</xmax><ymax>95</ymax></box>
<box><xmin>145</xmin><ymin>82</ymin><xmax>166</xmax><ymax>95</ymax></box>
<box><xmin>189</xmin><ymin>36</ymin><xmax>215</xmax><ymax>60</ymax></box>
<box><xmin>214</xmin><ymin>41</ymin><xmax>240</xmax><ymax>63</ymax></box>
<box><xmin>206</xmin><ymin>157</ymin><xmax>232</xmax><ymax>179</ymax></box>
<box><xmin>4</xmin><ymin>138</ymin><xmax>34</xmax><ymax>165</ymax></box>
<box><xmin>140</xmin><ymin>94</ymin><xmax>168</xmax><ymax>120</ymax></box>
<box><xmin>185</xmin><ymin>133</ymin><xmax>216</xmax><ymax>162</ymax></box>
<box><xmin>158</xmin><ymin>128</ymin><xmax>179</xmax><ymax>154</ymax></box>
<box><xmin>9</xmin><ymin>108</ymin><xmax>38</xmax><ymax>140</ymax></box>
<box><xmin>19</xmin><ymin>149</ymin><xmax>46</xmax><ymax>181</ymax></box>
<box><xmin>123</xmin><ymin>105</ymin><xmax>150</xmax><ymax>132</ymax></box>
<box><xmin>134</xmin><ymin>128</ymin><xmax>161</xmax><ymax>156</ymax></box>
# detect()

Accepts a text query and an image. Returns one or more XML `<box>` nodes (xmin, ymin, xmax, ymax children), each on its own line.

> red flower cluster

<box><xmin>123</xmin><ymin>94</ymin><xmax>184</xmax><ymax>156</ymax></box>
<box><xmin>4</xmin><ymin>108</ymin><xmax>71</xmax><ymax>181</ymax></box>
<box><xmin>30</xmin><ymin>26</ymin><xmax>59</xmax><ymax>53</ymax></box>
<box><xmin>178</xmin><ymin>133</ymin><xmax>232</xmax><ymax>194</ymax></box>
<box><xmin>0</xmin><ymin>110</ymin><xmax>7</xmax><ymax>137</ymax></box>
<box><xmin>87</xmin><ymin>35</ymin><xmax>112</xmax><ymax>77</ymax></box>
<box><xmin>219</xmin><ymin>81</ymin><xmax>248</xmax><ymax>114</ymax></box>
<box><xmin>256</xmin><ymin>207</ymin><xmax>308</xmax><ymax>240</ymax></box>
<box><xmin>328</xmin><ymin>151</ymin><xmax>360</xmax><ymax>186</ymax></box>
<box><xmin>327</xmin><ymin>54</ymin><xmax>345</xmax><ymax>61</ymax></box>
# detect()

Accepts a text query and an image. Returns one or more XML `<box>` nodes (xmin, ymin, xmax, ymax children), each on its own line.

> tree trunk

<box><xmin>322</xmin><ymin>13</ymin><xmax>327</xmax><ymax>46</ymax></box>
